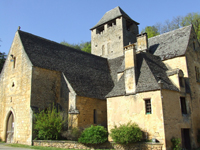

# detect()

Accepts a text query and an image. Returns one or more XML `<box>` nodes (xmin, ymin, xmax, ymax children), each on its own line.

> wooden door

<box><xmin>6</xmin><ymin>112</ymin><xmax>14</xmax><ymax>143</ymax></box>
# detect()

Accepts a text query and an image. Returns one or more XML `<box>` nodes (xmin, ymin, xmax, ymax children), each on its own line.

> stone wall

<box><xmin>33</xmin><ymin>140</ymin><xmax>163</xmax><ymax>150</ymax></box>
<box><xmin>68</xmin><ymin>96</ymin><xmax>107</xmax><ymax>129</ymax></box>
<box><xmin>107</xmin><ymin>90</ymin><xmax>165</xmax><ymax>147</ymax></box>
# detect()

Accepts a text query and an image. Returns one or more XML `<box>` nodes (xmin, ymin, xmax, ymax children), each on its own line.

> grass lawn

<box><xmin>6</xmin><ymin>143</ymin><xmax>114</xmax><ymax>150</ymax></box>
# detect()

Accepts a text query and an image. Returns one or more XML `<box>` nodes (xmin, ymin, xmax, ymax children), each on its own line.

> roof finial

<box><xmin>18</xmin><ymin>26</ymin><xmax>21</xmax><ymax>30</ymax></box>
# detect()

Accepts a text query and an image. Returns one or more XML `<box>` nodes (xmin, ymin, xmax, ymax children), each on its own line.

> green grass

<box><xmin>6</xmin><ymin>143</ymin><xmax>114</xmax><ymax>150</ymax></box>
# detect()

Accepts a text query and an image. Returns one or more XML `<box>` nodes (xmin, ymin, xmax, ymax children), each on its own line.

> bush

<box><xmin>171</xmin><ymin>137</ymin><xmax>181</xmax><ymax>150</ymax></box>
<box><xmin>78</xmin><ymin>125</ymin><xmax>108</xmax><ymax>144</ymax></box>
<box><xmin>34</xmin><ymin>106</ymin><xmax>65</xmax><ymax>140</ymax></box>
<box><xmin>110</xmin><ymin>122</ymin><xmax>142</xmax><ymax>144</ymax></box>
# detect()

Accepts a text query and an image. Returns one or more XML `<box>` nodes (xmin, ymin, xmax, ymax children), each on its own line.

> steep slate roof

<box><xmin>148</xmin><ymin>25</ymin><xmax>192</xmax><ymax>60</ymax></box>
<box><xmin>106</xmin><ymin>52</ymin><xmax>178</xmax><ymax>98</ymax></box>
<box><xmin>18</xmin><ymin>30</ymin><xmax>114</xmax><ymax>100</ymax></box>
<box><xmin>90</xmin><ymin>6</ymin><xmax>139</xmax><ymax>30</ymax></box>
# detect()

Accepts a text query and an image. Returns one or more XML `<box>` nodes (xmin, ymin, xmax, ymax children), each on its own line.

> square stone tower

<box><xmin>90</xmin><ymin>6</ymin><xmax>139</xmax><ymax>59</ymax></box>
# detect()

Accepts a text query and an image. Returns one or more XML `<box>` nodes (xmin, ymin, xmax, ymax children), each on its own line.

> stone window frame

<box><xmin>144</xmin><ymin>99</ymin><xmax>151</xmax><ymax>115</ymax></box>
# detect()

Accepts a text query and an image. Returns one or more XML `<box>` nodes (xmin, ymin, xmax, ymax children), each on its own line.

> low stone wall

<box><xmin>33</xmin><ymin>140</ymin><xmax>163</xmax><ymax>150</ymax></box>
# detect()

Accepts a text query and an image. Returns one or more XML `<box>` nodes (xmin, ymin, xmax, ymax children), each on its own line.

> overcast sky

<box><xmin>1</xmin><ymin>0</ymin><xmax>200</xmax><ymax>54</ymax></box>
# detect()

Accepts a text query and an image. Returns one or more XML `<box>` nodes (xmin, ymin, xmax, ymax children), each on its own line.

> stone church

<box><xmin>1</xmin><ymin>6</ymin><xmax>200</xmax><ymax>149</ymax></box>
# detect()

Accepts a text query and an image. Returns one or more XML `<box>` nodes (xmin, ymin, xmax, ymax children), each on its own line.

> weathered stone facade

<box><xmin>1</xmin><ymin>6</ymin><xmax>200</xmax><ymax>150</ymax></box>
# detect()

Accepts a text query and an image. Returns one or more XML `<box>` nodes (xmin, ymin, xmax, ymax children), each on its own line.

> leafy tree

<box><xmin>181</xmin><ymin>12</ymin><xmax>200</xmax><ymax>41</ymax></box>
<box><xmin>60</xmin><ymin>41</ymin><xmax>91</xmax><ymax>53</ymax></box>
<box><xmin>34</xmin><ymin>106</ymin><xmax>65</xmax><ymax>140</ymax></box>
<box><xmin>0</xmin><ymin>52</ymin><xmax>6</xmax><ymax>73</ymax></box>
<box><xmin>142</xmin><ymin>26</ymin><xmax>160</xmax><ymax>38</ymax></box>
<box><xmin>142</xmin><ymin>12</ymin><xmax>200</xmax><ymax>41</ymax></box>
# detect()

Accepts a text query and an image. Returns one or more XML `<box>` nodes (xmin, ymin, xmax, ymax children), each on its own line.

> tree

<box><xmin>181</xmin><ymin>12</ymin><xmax>200</xmax><ymax>41</ymax></box>
<box><xmin>60</xmin><ymin>41</ymin><xmax>91</xmax><ymax>53</ymax></box>
<box><xmin>0</xmin><ymin>52</ymin><xmax>6</xmax><ymax>73</ymax></box>
<box><xmin>143</xmin><ymin>12</ymin><xmax>200</xmax><ymax>40</ymax></box>
<box><xmin>142</xmin><ymin>26</ymin><xmax>160</xmax><ymax>38</ymax></box>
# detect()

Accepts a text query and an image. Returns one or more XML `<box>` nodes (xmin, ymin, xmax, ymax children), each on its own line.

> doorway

<box><xmin>181</xmin><ymin>128</ymin><xmax>191</xmax><ymax>149</ymax></box>
<box><xmin>6</xmin><ymin>112</ymin><xmax>14</xmax><ymax>143</ymax></box>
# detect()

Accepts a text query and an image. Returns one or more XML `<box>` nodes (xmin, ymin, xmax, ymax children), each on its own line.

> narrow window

<box><xmin>145</xmin><ymin>99</ymin><xmax>151</xmax><ymax>114</ymax></box>
<box><xmin>193</xmin><ymin>42</ymin><xmax>195</xmax><ymax>50</ymax></box>
<box><xmin>102</xmin><ymin>45</ymin><xmax>105</xmax><ymax>55</ymax></box>
<box><xmin>13</xmin><ymin>57</ymin><xmax>16</xmax><ymax>68</ymax></box>
<box><xmin>179</xmin><ymin>77</ymin><xmax>184</xmax><ymax>87</ymax></box>
<box><xmin>180</xmin><ymin>97</ymin><xmax>187</xmax><ymax>114</ymax></box>
<box><xmin>195</xmin><ymin>66</ymin><xmax>200</xmax><ymax>82</ymax></box>
<box><xmin>12</xmin><ymin>82</ymin><xmax>15</xmax><ymax>87</ymax></box>
<box><xmin>93</xmin><ymin>109</ymin><xmax>97</xmax><ymax>124</ymax></box>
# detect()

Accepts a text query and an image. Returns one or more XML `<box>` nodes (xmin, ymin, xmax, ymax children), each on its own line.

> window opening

<box><xmin>96</xmin><ymin>26</ymin><xmax>104</xmax><ymax>34</ymax></box>
<box><xmin>145</xmin><ymin>99</ymin><xmax>151</xmax><ymax>114</ymax></box>
<box><xmin>193</xmin><ymin>42</ymin><xmax>195</xmax><ymax>50</ymax></box>
<box><xmin>107</xmin><ymin>20</ymin><xmax>116</xmax><ymax>28</ymax></box>
<box><xmin>12</xmin><ymin>82</ymin><xmax>15</xmax><ymax>87</ymax></box>
<box><xmin>180</xmin><ymin>97</ymin><xmax>187</xmax><ymax>114</ymax></box>
<box><xmin>93</xmin><ymin>109</ymin><xmax>97</xmax><ymax>124</ymax></box>
<box><xmin>195</xmin><ymin>66</ymin><xmax>200</xmax><ymax>82</ymax></box>
<box><xmin>102</xmin><ymin>45</ymin><xmax>105</xmax><ymax>55</ymax></box>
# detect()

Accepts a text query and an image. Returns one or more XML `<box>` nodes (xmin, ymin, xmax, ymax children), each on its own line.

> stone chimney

<box><xmin>137</xmin><ymin>33</ymin><xmax>148</xmax><ymax>52</ymax></box>
<box><xmin>124</xmin><ymin>43</ymin><xmax>136</xmax><ymax>95</ymax></box>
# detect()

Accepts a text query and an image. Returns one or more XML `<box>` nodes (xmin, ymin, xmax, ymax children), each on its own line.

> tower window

<box><xmin>145</xmin><ymin>99</ymin><xmax>151</xmax><ymax>114</ymax></box>
<box><xmin>107</xmin><ymin>19</ymin><xmax>116</xmax><ymax>28</ymax></box>
<box><xmin>96</xmin><ymin>26</ymin><xmax>104</xmax><ymax>34</ymax></box>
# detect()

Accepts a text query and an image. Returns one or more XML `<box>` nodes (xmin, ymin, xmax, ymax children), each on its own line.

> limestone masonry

<box><xmin>1</xmin><ymin>6</ymin><xmax>200</xmax><ymax>150</ymax></box>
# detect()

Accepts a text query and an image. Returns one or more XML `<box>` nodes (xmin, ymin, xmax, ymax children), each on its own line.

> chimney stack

<box><xmin>124</xmin><ymin>43</ymin><xmax>136</xmax><ymax>94</ymax></box>
<box><xmin>137</xmin><ymin>33</ymin><xmax>148</xmax><ymax>52</ymax></box>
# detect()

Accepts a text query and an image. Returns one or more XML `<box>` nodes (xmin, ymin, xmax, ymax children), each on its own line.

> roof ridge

<box><xmin>18</xmin><ymin>30</ymin><xmax>107</xmax><ymax>61</ymax></box>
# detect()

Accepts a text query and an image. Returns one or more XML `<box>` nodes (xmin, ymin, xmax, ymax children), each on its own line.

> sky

<box><xmin>1</xmin><ymin>0</ymin><xmax>200</xmax><ymax>54</ymax></box>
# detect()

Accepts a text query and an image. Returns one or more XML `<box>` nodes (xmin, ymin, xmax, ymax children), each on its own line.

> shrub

<box><xmin>34</xmin><ymin>106</ymin><xmax>65</xmax><ymax>140</ymax></box>
<box><xmin>171</xmin><ymin>137</ymin><xmax>181</xmax><ymax>150</ymax></box>
<box><xmin>78</xmin><ymin>125</ymin><xmax>108</xmax><ymax>144</ymax></box>
<box><xmin>110</xmin><ymin>122</ymin><xmax>142</xmax><ymax>144</ymax></box>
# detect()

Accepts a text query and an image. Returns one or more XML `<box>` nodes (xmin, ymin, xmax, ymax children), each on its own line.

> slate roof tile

<box><xmin>148</xmin><ymin>25</ymin><xmax>192</xmax><ymax>60</ymax></box>
<box><xmin>18</xmin><ymin>30</ymin><xmax>114</xmax><ymax>100</ymax></box>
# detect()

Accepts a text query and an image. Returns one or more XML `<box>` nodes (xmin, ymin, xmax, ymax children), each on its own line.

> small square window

<box><xmin>180</xmin><ymin>97</ymin><xmax>187</xmax><ymax>114</ymax></box>
<box><xmin>145</xmin><ymin>99</ymin><xmax>151</xmax><ymax>114</ymax></box>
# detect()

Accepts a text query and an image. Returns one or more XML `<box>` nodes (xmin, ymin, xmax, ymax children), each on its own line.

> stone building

<box><xmin>0</xmin><ymin>6</ymin><xmax>200</xmax><ymax>150</ymax></box>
